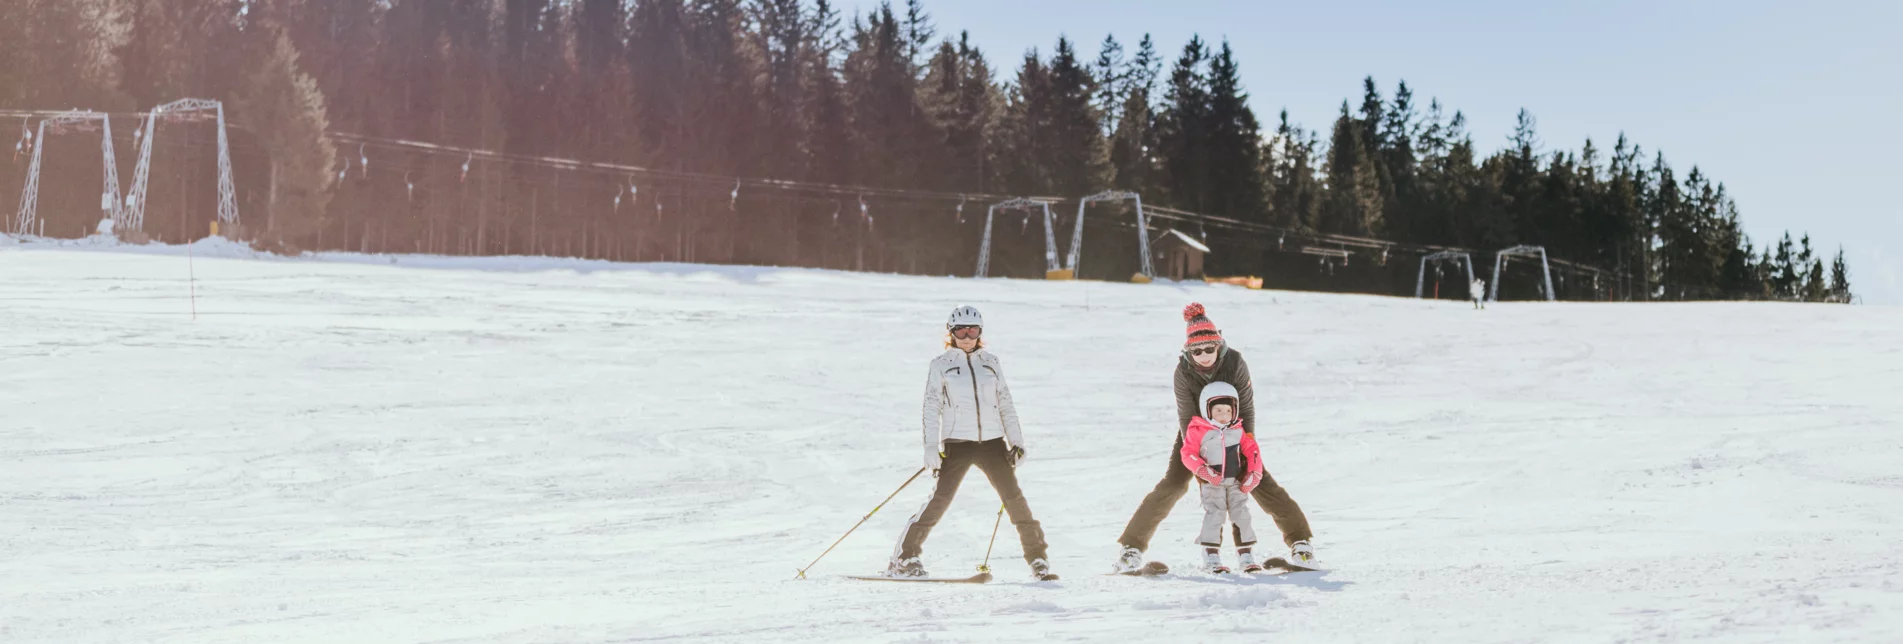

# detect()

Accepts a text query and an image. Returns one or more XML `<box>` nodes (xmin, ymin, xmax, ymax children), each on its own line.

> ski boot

<box><xmin>1029</xmin><ymin>558</ymin><xmax>1060</xmax><ymax>581</ymax></box>
<box><xmin>1112</xmin><ymin>546</ymin><xmax>1145</xmax><ymax>574</ymax></box>
<box><xmin>1288</xmin><ymin>540</ymin><xmax>1316</xmax><ymax>568</ymax></box>
<box><xmin>1203</xmin><ymin>549</ymin><xmax>1230</xmax><ymax>574</ymax></box>
<box><xmin>883</xmin><ymin>557</ymin><xmax>927</xmax><ymax>579</ymax></box>
<box><xmin>1239</xmin><ymin>550</ymin><xmax>1263</xmax><ymax>574</ymax></box>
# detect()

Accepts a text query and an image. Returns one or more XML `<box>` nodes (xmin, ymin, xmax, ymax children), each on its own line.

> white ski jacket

<box><xmin>1469</xmin><ymin>279</ymin><xmax>1486</xmax><ymax>300</ymax></box>
<box><xmin>921</xmin><ymin>348</ymin><xmax>1023</xmax><ymax>469</ymax></box>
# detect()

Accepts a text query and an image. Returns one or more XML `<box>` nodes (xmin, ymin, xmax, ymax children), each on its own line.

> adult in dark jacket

<box><xmin>1112</xmin><ymin>303</ymin><xmax>1315</xmax><ymax>571</ymax></box>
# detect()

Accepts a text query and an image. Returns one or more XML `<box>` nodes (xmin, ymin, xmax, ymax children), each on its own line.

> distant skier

<box><xmin>1112</xmin><ymin>303</ymin><xmax>1314</xmax><ymax>573</ymax></box>
<box><xmin>1470</xmin><ymin>277</ymin><xmax>1487</xmax><ymax>309</ymax></box>
<box><xmin>1182</xmin><ymin>382</ymin><xmax>1265</xmax><ymax>573</ymax></box>
<box><xmin>885</xmin><ymin>306</ymin><xmax>1056</xmax><ymax>581</ymax></box>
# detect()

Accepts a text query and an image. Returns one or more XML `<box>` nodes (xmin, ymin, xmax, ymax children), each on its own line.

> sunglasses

<box><xmin>950</xmin><ymin>325</ymin><xmax>982</xmax><ymax>339</ymax></box>
<box><xmin>1188</xmin><ymin>344</ymin><xmax>1220</xmax><ymax>357</ymax></box>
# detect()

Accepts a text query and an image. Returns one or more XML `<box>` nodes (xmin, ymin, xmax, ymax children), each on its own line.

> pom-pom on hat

<box><xmin>1183</xmin><ymin>302</ymin><xmax>1224</xmax><ymax>348</ymax></box>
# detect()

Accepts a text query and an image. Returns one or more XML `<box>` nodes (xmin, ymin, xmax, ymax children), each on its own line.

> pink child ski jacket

<box><xmin>1181</xmin><ymin>416</ymin><xmax>1263</xmax><ymax>490</ymax></box>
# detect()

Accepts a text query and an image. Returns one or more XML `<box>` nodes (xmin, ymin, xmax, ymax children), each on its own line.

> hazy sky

<box><xmin>852</xmin><ymin>0</ymin><xmax>1902</xmax><ymax>304</ymax></box>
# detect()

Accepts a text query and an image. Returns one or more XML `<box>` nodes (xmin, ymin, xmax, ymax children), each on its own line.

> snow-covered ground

<box><xmin>3</xmin><ymin>237</ymin><xmax>1901</xmax><ymax>643</ymax></box>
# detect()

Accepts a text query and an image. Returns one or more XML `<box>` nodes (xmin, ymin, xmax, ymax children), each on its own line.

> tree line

<box><xmin>0</xmin><ymin>0</ymin><xmax>1851</xmax><ymax>302</ymax></box>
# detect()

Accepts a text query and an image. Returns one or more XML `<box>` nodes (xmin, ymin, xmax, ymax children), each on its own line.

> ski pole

<box><xmin>795</xmin><ymin>466</ymin><xmax>927</xmax><ymax>579</ymax></box>
<box><xmin>977</xmin><ymin>503</ymin><xmax>1005</xmax><ymax>574</ymax></box>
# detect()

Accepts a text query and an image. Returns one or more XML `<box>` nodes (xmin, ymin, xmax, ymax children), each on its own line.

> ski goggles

<box><xmin>950</xmin><ymin>325</ymin><xmax>983</xmax><ymax>339</ymax></box>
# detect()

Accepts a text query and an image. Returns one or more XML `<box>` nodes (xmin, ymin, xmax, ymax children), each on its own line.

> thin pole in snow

<box><xmin>187</xmin><ymin>237</ymin><xmax>197</xmax><ymax>320</ymax></box>
<box><xmin>795</xmin><ymin>467</ymin><xmax>926</xmax><ymax>580</ymax></box>
<box><xmin>979</xmin><ymin>503</ymin><xmax>1005</xmax><ymax>574</ymax></box>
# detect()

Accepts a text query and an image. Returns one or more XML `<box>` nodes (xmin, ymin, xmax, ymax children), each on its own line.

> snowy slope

<box><xmin>3</xmin><ymin>240</ymin><xmax>1901</xmax><ymax>643</ymax></box>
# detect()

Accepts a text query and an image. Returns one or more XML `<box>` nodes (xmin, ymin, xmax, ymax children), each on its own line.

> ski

<box><xmin>1255</xmin><ymin>557</ymin><xmax>1322</xmax><ymax>574</ymax></box>
<box><xmin>846</xmin><ymin>572</ymin><xmax>993</xmax><ymax>584</ymax></box>
<box><xmin>1106</xmin><ymin>561</ymin><xmax>1170</xmax><ymax>577</ymax></box>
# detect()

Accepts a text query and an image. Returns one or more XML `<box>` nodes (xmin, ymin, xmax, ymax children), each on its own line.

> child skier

<box><xmin>1180</xmin><ymin>381</ymin><xmax>1265</xmax><ymax>573</ymax></box>
<box><xmin>1470</xmin><ymin>277</ymin><xmax>1487</xmax><ymax>309</ymax></box>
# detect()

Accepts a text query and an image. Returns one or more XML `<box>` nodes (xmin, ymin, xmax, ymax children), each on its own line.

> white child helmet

<box><xmin>1200</xmin><ymin>381</ymin><xmax>1240</xmax><ymax>419</ymax></box>
<box><xmin>946</xmin><ymin>305</ymin><xmax>984</xmax><ymax>330</ymax></box>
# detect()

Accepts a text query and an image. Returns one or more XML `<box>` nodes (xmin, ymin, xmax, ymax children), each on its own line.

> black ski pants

<box><xmin>894</xmin><ymin>438</ymin><xmax>1048</xmax><ymax>564</ymax></box>
<box><xmin>1117</xmin><ymin>432</ymin><xmax>1312</xmax><ymax>552</ymax></box>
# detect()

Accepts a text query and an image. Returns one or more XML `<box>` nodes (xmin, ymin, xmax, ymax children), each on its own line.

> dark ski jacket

<box><xmin>1173</xmin><ymin>347</ymin><xmax>1257</xmax><ymax>437</ymax></box>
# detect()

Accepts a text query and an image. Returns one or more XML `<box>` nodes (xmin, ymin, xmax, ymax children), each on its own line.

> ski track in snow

<box><xmin>3</xmin><ymin>237</ymin><xmax>1902</xmax><ymax>643</ymax></box>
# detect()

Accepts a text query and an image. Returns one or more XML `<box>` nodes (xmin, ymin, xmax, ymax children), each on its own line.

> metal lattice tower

<box><xmin>14</xmin><ymin>111</ymin><xmax>121</xmax><ymax>236</ymax></box>
<box><xmin>974</xmin><ymin>198</ymin><xmax>1058</xmax><ymax>278</ymax></box>
<box><xmin>1489</xmin><ymin>245</ymin><xmax>1556</xmax><ymax>302</ymax></box>
<box><xmin>1416</xmin><ymin>250</ymin><xmax>1476</xmax><ymax>298</ymax></box>
<box><xmin>126</xmin><ymin>98</ymin><xmax>240</xmax><ymax>233</ymax></box>
<box><xmin>1067</xmin><ymin>190</ymin><xmax>1154</xmax><ymax>279</ymax></box>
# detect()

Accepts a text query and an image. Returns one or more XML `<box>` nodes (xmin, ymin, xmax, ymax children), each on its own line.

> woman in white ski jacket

<box><xmin>886</xmin><ymin>305</ymin><xmax>1054</xmax><ymax>580</ymax></box>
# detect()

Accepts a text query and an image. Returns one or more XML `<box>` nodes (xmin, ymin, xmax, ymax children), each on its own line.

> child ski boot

<box><xmin>1239</xmin><ymin>550</ymin><xmax>1264</xmax><ymax>574</ymax></box>
<box><xmin>1204</xmin><ymin>549</ymin><xmax>1231</xmax><ymax>574</ymax></box>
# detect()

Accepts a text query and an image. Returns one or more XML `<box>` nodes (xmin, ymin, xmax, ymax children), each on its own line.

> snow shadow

<box><xmin>1164</xmin><ymin>571</ymin><xmax>1351</xmax><ymax>593</ymax></box>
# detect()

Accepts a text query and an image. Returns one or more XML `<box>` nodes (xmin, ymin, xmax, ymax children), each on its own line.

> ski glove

<box><xmin>1195</xmin><ymin>466</ymin><xmax>1224</xmax><ymax>485</ymax></box>
<box><xmin>1006</xmin><ymin>445</ymin><xmax>1025</xmax><ymax>468</ymax></box>
<box><xmin>1240</xmin><ymin>471</ymin><xmax>1262</xmax><ymax>494</ymax></box>
<box><xmin>926</xmin><ymin>449</ymin><xmax>945</xmax><ymax>473</ymax></box>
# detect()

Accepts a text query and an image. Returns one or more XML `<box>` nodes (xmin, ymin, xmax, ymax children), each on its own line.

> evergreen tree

<box><xmin>1719</xmin><ymin>234</ymin><xmax>1759</xmax><ymax>299</ymax></box>
<box><xmin>902</xmin><ymin>0</ymin><xmax>935</xmax><ymax>68</ymax></box>
<box><xmin>1796</xmin><ymin>233</ymin><xmax>1817</xmax><ymax>288</ymax></box>
<box><xmin>499</xmin><ymin>0</ymin><xmax>560</xmax><ymax>156</ymax></box>
<box><xmin>1155</xmin><ymin>36</ymin><xmax>1210</xmax><ymax>210</ymax></box>
<box><xmin>1603</xmin><ymin>135</ymin><xmax>1648</xmax><ymax>298</ymax></box>
<box><xmin>570</xmin><ymin>0</ymin><xmax>636</xmax><ymax>164</ymax></box>
<box><xmin>1381</xmin><ymin>81</ymin><xmax>1419</xmax><ymax>240</ymax></box>
<box><xmin>1201</xmin><ymin>40</ymin><xmax>1266</xmax><ymax>222</ymax></box>
<box><xmin>1754</xmin><ymin>245</ymin><xmax>1777</xmax><ymax>299</ymax></box>
<box><xmin>922</xmin><ymin>32</ymin><xmax>999</xmax><ymax>192</ymax></box>
<box><xmin>755</xmin><ymin>0</ymin><xmax>813</xmax><ymax>178</ymax></box>
<box><xmin>1803</xmin><ymin>257</ymin><xmax>1827</xmax><ymax>302</ymax></box>
<box><xmin>804</xmin><ymin>0</ymin><xmax>851</xmax><ymax>183</ymax></box>
<box><xmin>1798</xmin><ymin>234</ymin><xmax>1825</xmax><ymax>301</ymax></box>
<box><xmin>629</xmin><ymin>0</ymin><xmax>694</xmax><ymax>169</ymax></box>
<box><xmin>1267</xmin><ymin>110</ymin><xmax>1321</xmax><ymax>232</ymax></box>
<box><xmin>1829</xmin><ymin>247</ymin><xmax>1852</xmax><ymax>301</ymax></box>
<box><xmin>1772</xmin><ymin>232</ymin><xmax>1798</xmax><ymax>298</ymax></box>
<box><xmin>996</xmin><ymin>50</ymin><xmax>1049</xmax><ymax>195</ymax></box>
<box><xmin>9</xmin><ymin>0</ymin><xmax>127</xmax><ymax>110</ymax></box>
<box><xmin>1713</xmin><ymin>191</ymin><xmax>1759</xmax><ymax>299</ymax></box>
<box><xmin>1092</xmin><ymin>34</ymin><xmax>1127</xmax><ymax>135</ymax></box>
<box><xmin>686</xmin><ymin>0</ymin><xmax>760</xmax><ymax>175</ymax></box>
<box><xmin>1495</xmin><ymin>109</ymin><xmax>1543</xmax><ymax>246</ymax></box>
<box><xmin>843</xmin><ymin>4</ymin><xmax>934</xmax><ymax>188</ymax></box>
<box><xmin>1042</xmin><ymin>37</ymin><xmax>1111</xmax><ymax>196</ymax></box>
<box><xmin>0</xmin><ymin>1</ymin><xmax>24</xmax><ymax>105</ymax></box>
<box><xmin>283</xmin><ymin>0</ymin><xmax>383</xmax><ymax>135</ymax></box>
<box><xmin>118</xmin><ymin>0</ymin><xmax>221</xmax><ymax>108</ymax></box>
<box><xmin>1322</xmin><ymin>100</ymin><xmax>1384</xmax><ymax>236</ymax></box>
<box><xmin>1435</xmin><ymin>110</ymin><xmax>1492</xmax><ymax>248</ymax></box>
<box><xmin>235</xmin><ymin>4</ymin><xmax>336</xmax><ymax>248</ymax></box>
<box><xmin>1107</xmin><ymin>34</ymin><xmax>1159</xmax><ymax>193</ymax></box>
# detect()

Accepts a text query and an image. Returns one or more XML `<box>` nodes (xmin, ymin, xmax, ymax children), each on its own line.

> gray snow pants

<box><xmin>1197</xmin><ymin>481</ymin><xmax>1257</xmax><ymax>548</ymax></box>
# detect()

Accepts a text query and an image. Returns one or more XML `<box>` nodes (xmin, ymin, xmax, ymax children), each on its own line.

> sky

<box><xmin>851</xmin><ymin>0</ymin><xmax>1903</xmax><ymax>304</ymax></box>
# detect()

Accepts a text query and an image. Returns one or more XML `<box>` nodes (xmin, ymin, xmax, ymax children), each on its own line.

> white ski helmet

<box><xmin>946</xmin><ymin>305</ymin><xmax>984</xmax><ymax>330</ymax></box>
<box><xmin>1200</xmin><ymin>381</ymin><xmax>1240</xmax><ymax>419</ymax></box>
